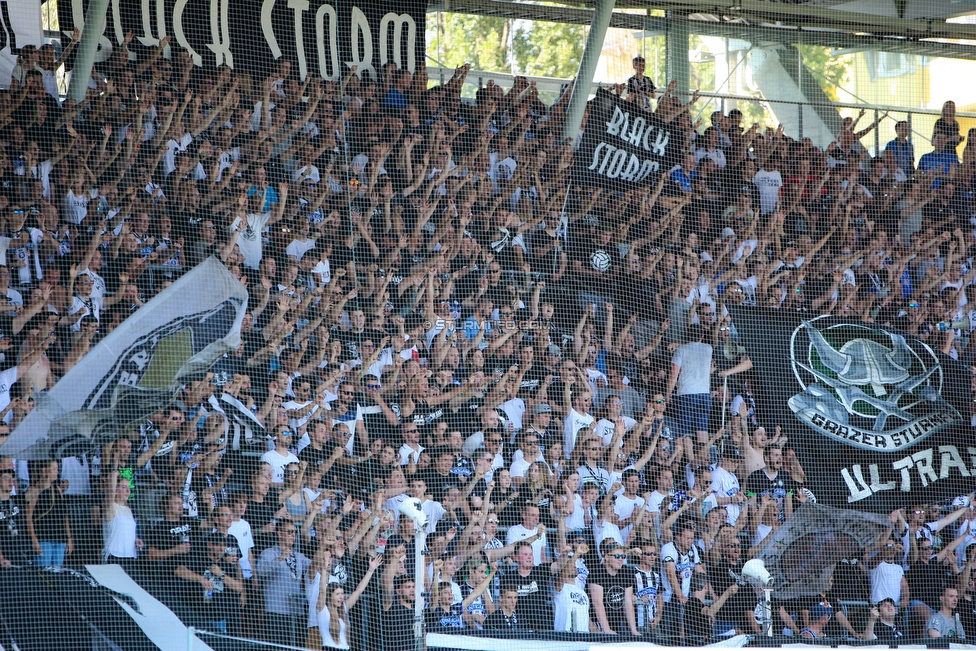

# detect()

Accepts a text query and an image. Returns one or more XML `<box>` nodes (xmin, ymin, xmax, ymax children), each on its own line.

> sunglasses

<box><xmin>654</xmin><ymin>398</ymin><xmax>666</xmax><ymax>404</ymax></box>
<box><xmin>285</xmin><ymin>470</ymin><xmax>300</xmax><ymax>476</ymax></box>
<box><xmin>609</xmin><ymin>553</ymin><xmax>627</xmax><ymax>559</ymax></box>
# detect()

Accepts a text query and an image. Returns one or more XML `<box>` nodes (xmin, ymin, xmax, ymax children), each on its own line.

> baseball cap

<box><xmin>533</xmin><ymin>403</ymin><xmax>552</xmax><ymax>415</ymax></box>
<box><xmin>722</xmin><ymin>448</ymin><xmax>743</xmax><ymax>459</ymax></box>
<box><xmin>721</xmin><ymin>227</ymin><xmax>736</xmax><ymax>239</ymax></box>
<box><xmin>547</xmin><ymin>344</ymin><xmax>562</xmax><ymax>357</ymax></box>
<box><xmin>809</xmin><ymin>603</ymin><xmax>832</xmax><ymax>621</ymax></box>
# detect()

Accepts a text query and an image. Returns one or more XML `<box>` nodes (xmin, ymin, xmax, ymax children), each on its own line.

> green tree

<box><xmin>797</xmin><ymin>44</ymin><xmax>853</xmax><ymax>102</ymax></box>
<box><xmin>427</xmin><ymin>14</ymin><xmax>511</xmax><ymax>72</ymax></box>
<box><xmin>428</xmin><ymin>13</ymin><xmax>586</xmax><ymax>80</ymax></box>
<box><xmin>511</xmin><ymin>21</ymin><xmax>585</xmax><ymax>79</ymax></box>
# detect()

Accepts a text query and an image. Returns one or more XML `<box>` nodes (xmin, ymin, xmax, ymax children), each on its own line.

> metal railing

<box><xmin>426</xmin><ymin>65</ymin><xmax>972</xmax><ymax>160</ymax></box>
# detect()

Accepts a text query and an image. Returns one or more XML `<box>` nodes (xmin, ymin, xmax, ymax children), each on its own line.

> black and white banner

<box><xmin>571</xmin><ymin>87</ymin><xmax>677</xmax><ymax>191</ymax></box>
<box><xmin>0</xmin><ymin>257</ymin><xmax>247</xmax><ymax>460</ymax></box>
<box><xmin>730</xmin><ymin>308</ymin><xmax>974</xmax><ymax>513</ymax></box>
<box><xmin>0</xmin><ymin>1</ymin><xmax>43</xmax><ymax>88</ymax></box>
<box><xmin>58</xmin><ymin>0</ymin><xmax>426</xmax><ymax>80</ymax></box>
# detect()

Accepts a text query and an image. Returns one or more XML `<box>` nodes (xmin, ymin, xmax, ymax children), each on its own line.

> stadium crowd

<box><xmin>0</xmin><ymin>37</ymin><xmax>974</xmax><ymax>649</ymax></box>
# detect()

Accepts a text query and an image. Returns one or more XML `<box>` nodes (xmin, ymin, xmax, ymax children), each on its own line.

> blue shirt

<box><xmin>885</xmin><ymin>139</ymin><xmax>914</xmax><ymax>172</ymax></box>
<box><xmin>246</xmin><ymin>185</ymin><xmax>279</xmax><ymax>212</ymax></box>
<box><xmin>670</xmin><ymin>168</ymin><xmax>696</xmax><ymax>194</ymax></box>
<box><xmin>918</xmin><ymin>150</ymin><xmax>958</xmax><ymax>189</ymax></box>
<box><xmin>383</xmin><ymin>88</ymin><xmax>407</xmax><ymax>111</ymax></box>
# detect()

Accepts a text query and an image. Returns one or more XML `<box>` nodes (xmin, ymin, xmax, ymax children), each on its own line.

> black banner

<box><xmin>730</xmin><ymin>308</ymin><xmax>974</xmax><ymax>513</ymax></box>
<box><xmin>58</xmin><ymin>0</ymin><xmax>426</xmax><ymax>80</ymax></box>
<box><xmin>571</xmin><ymin>88</ymin><xmax>677</xmax><ymax>191</ymax></box>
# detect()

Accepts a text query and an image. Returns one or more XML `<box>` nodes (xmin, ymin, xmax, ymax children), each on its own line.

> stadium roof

<box><xmin>433</xmin><ymin>0</ymin><xmax>976</xmax><ymax>60</ymax></box>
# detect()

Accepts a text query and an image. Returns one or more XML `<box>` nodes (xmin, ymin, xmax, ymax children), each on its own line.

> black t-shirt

<box><xmin>179</xmin><ymin>551</ymin><xmax>240</xmax><ymax>620</ymax></box>
<box><xmin>958</xmin><ymin>598</ymin><xmax>976</xmax><ymax>643</ymax></box>
<box><xmin>570</xmin><ymin>238</ymin><xmax>615</xmax><ymax>296</ymax></box>
<box><xmin>146</xmin><ymin>517</ymin><xmax>197</xmax><ymax>580</ymax></box>
<box><xmin>502</xmin><ymin>566</ymin><xmax>552</xmax><ymax>631</ymax></box>
<box><xmin>299</xmin><ymin>444</ymin><xmax>331</xmax><ymax>472</ymax></box>
<box><xmin>384</xmin><ymin>603</ymin><xmax>415</xmax><ymax>650</ymax></box>
<box><xmin>244</xmin><ymin>499</ymin><xmax>277</xmax><ymax>553</ymax></box>
<box><xmin>426</xmin><ymin>603</ymin><xmax>464</xmax><ymax>631</ymax></box>
<box><xmin>485</xmin><ymin>609</ymin><xmax>520</xmax><ymax>630</ymax></box>
<box><xmin>408</xmin><ymin>400</ymin><xmax>448</xmax><ymax>437</ymax></box>
<box><xmin>872</xmin><ymin>619</ymin><xmax>904</xmax><ymax>641</ymax></box>
<box><xmin>684</xmin><ymin>595</ymin><xmax>712</xmax><ymax>642</ymax></box>
<box><xmin>335</xmin><ymin>328</ymin><xmax>385</xmax><ymax>361</ymax></box>
<box><xmin>743</xmin><ymin>469</ymin><xmax>797</xmax><ymax>516</ymax></box>
<box><xmin>589</xmin><ymin>564</ymin><xmax>633</xmax><ymax>633</ymax></box>
<box><xmin>0</xmin><ymin>495</ymin><xmax>26</xmax><ymax>562</ymax></box>
<box><xmin>906</xmin><ymin>560</ymin><xmax>953</xmax><ymax>609</ymax></box>
<box><xmin>528</xmin><ymin>229</ymin><xmax>562</xmax><ymax>274</ymax></box>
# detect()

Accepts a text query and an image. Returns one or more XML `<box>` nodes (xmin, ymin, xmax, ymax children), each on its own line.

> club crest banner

<box><xmin>730</xmin><ymin>308</ymin><xmax>974</xmax><ymax>512</ymax></box>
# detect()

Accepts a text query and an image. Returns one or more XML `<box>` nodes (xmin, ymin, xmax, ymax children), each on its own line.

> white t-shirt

<box><xmin>260</xmin><ymin>448</ymin><xmax>300</xmax><ymax>483</ymax></box>
<box><xmin>237</xmin><ymin>211</ymin><xmax>272</xmax><ymax>269</ymax></box>
<box><xmin>505</xmin><ymin>524</ymin><xmax>546</xmax><ymax>565</ymax></box>
<box><xmin>552</xmin><ymin>583</ymin><xmax>591</xmax><ymax>632</ymax></box>
<box><xmin>563</xmin><ymin>408</ymin><xmax>595</xmax><ymax>459</ymax></box>
<box><xmin>0</xmin><ymin>366</ymin><xmax>18</xmax><ymax>424</ymax></box>
<box><xmin>593</xmin><ymin>417</ymin><xmax>636</xmax><ymax>446</ymax></box>
<box><xmin>398</xmin><ymin>444</ymin><xmax>424</xmax><ymax>466</ymax></box>
<box><xmin>163</xmin><ymin>132</ymin><xmax>194</xmax><ymax>175</ymax></box>
<box><xmin>710</xmin><ymin>465</ymin><xmax>742</xmax><ymax>525</ymax></box>
<box><xmin>285</xmin><ymin>238</ymin><xmax>317</xmax><ymax>261</ymax></box>
<box><xmin>228</xmin><ymin>518</ymin><xmax>255</xmax><ymax>578</ymax></box>
<box><xmin>868</xmin><ymin>561</ymin><xmax>904</xmax><ymax>605</ymax></box>
<box><xmin>509</xmin><ymin>450</ymin><xmax>544</xmax><ymax>479</ymax></box>
<box><xmin>752</xmin><ymin>169</ymin><xmax>783</xmax><ymax>214</ymax></box>
<box><xmin>79</xmin><ymin>269</ymin><xmax>107</xmax><ymax>311</ymax></box>
<box><xmin>64</xmin><ymin>188</ymin><xmax>97</xmax><ymax>225</ymax></box>
<box><xmin>103</xmin><ymin>503</ymin><xmax>138</xmax><ymax>559</ymax></box>
<box><xmin>318</xmin><ymin>598</ymin><xmax>350</xmax><ymax>649</ymax></box>
<box><xmin>67</xmin><ymin>295</ymin><xmax>99</xmax><ymax>331</ymax></box>
<box><xmin>420</xmin><ymin>499</ymin><xmax>447</xmax><ymax>533</ymax></box>
<box><xmin>695</xmin><ymin>147</ymin><xmax>727</xmax><ymax>169</ymax></box>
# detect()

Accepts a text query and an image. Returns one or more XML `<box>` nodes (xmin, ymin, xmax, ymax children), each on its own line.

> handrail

<box><xmin>426</xmin><ymin>65</ymin><xmax>976</xmax><ymax>120</ymax></box>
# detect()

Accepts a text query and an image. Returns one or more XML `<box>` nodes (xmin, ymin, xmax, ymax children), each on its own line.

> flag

<box><xmin>571</xmin><ymin>88</ymin><xmax>678</xmax><ymax>191</ymax></box>
<box><xmin>756</xmin><ymin>503</ymin><xmax>891</xmax><ymax>600</ymax></box>
<box><xmin>729</xmin><ymin>308</ymin><xmax>973</xmax><ymax>512</ymax></box>
<box><xmin>0</xmin><ymin>258</ymin><xmax>248</xmax><ymax>460</ymax></box>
